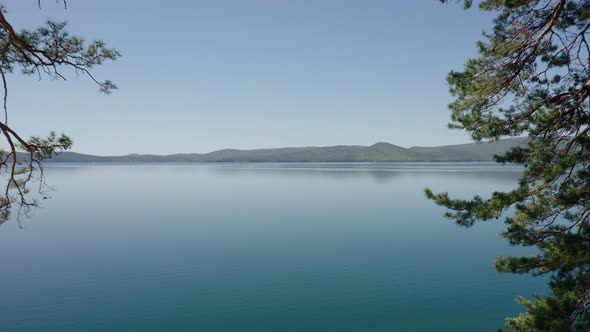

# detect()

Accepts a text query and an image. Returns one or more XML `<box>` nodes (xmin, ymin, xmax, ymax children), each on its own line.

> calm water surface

<box><xmin>0</xmin><ymin>163</ymin><xmax>545</xmax><ymax>331</ymax></box>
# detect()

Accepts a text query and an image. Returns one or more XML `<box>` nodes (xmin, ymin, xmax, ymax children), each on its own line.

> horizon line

<box><xmin>58</xmin><ymin>137</ymin><xmax>525</xmax><ymax>157</ymax></box>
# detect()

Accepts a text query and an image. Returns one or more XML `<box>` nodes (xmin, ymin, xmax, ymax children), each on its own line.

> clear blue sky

<box><xmin>4</xmin><ymin>1</ymin><xmax>493</xmax><ymax>155</ymax></box>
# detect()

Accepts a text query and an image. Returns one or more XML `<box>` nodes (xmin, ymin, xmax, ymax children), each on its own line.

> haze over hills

<box><xmin>40</xmin><ymin>138</ymin><xmax>527</xmax><ymax>162</ymax></box>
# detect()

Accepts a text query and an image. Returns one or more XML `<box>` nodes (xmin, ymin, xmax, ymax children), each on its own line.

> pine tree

<box><xmin>428</xmin><ymin>0</ymin><xmax>590</xmax><ymax>330</ymax></box>
<box><xmin>0</xmin><ymin>2</ymin><xmax>118</xmax><ymax>223</ymax></box>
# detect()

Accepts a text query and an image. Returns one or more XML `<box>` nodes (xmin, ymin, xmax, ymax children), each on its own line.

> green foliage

<box><xmin>429</xmin><ymin>0</ymin><xmax>590</xmax><ymax>330</ymax></box>
<box><xmin>27</xmin><ymin>131</ymin><xmax>73</xmax><ymax>160</ymax></box>
<box><xmin>12</xmin><ymin>19</ymin><xmax>120</xmax><ymax>93</ymax></box>
<box><xmin>0</xmin><ymin>3</ymin><xmax>118</xmax><ymax>224</ymax></box>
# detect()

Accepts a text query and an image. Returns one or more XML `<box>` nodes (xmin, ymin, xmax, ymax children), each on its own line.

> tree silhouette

<box><xmin>429</xmin><ymin>0</ymin><xmax>590</xmax><ymax>330</ymax></box>
<box><xmin>0</xmin><ymin>2</ymin><xmax>118</xmax><ymax>224</ymax></box>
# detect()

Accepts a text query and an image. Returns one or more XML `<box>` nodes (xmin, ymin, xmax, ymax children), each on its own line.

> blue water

<box><xmin>0</xmin><ymin>163</ymin><xmax>544</xmax><ymax>331</ymax></box>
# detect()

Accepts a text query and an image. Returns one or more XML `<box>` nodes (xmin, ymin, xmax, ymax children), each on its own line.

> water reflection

<box><xmin>204</xmin><ymin>164</ymin><xmax>523</xmax><ymax>185</ymax></box>
<box><xmin>0</xmin><ymin>163</ymin><xmax>537</xmax><ymax>332</ymax></box>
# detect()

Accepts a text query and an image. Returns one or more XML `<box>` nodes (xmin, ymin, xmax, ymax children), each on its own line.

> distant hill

<box><xmin>407</xmin><ymin>137</ymin><xmax>527</xmax><ymax>161</ymax></box>
<box><xmin>40</xmin><ymin>138</ymin><xmax>528</xmax><ymax>163</ymax></box>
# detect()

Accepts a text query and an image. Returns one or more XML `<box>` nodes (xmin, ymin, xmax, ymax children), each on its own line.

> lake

<box><xmin>0</xmin><ymin>163</ymin><xmax>545</xmax><ymax>331</ymax></box>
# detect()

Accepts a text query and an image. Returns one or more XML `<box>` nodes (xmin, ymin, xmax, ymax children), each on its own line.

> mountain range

<box><xmin>40</xmin><ymin>137</ymin><xmax>527</xmax><ymax>162</ymax></box>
